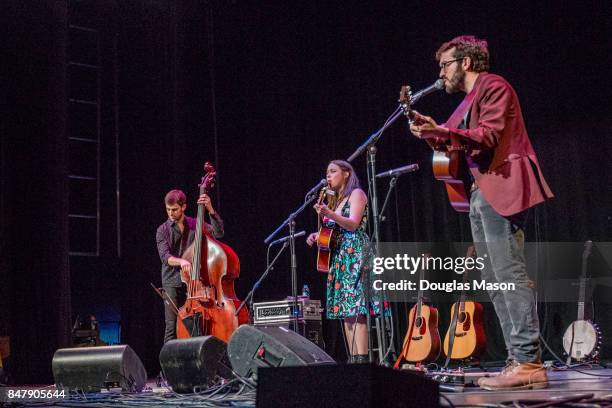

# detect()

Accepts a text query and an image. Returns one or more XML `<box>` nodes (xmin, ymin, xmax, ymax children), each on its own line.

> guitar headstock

<box><xmin>199</xmin><ymin>161</ymin><xmax>216</xmax><ymax>195</ymax></box>
<box><xmin>317</xmin><ymin>186</ymin><xmax>327</xmax><ymax>205</ymax></box>
<box><xmin>399</xmin><ymin>85</ymin><xmax>413</xmax><ymax>119</ymax></box>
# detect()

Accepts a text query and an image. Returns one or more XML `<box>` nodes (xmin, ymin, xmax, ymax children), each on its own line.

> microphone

<box><xmin>305</xmin><ymin>179</ymin><xmax>327</xmax><ymax>199</ymax></box>
<box><xmin>269</xmin><ymin>230</ymin><xmax>306</xmax><ymax>246</ymax></box>
<box><xmin>410</xmin><ymin>79</ymin><xmax>445</xmax><ymax>105</ymax></box>
<box><xmin>376</xmin><ymin>164</ymin><xmax>419</xmax><ymax>178</ymax></box>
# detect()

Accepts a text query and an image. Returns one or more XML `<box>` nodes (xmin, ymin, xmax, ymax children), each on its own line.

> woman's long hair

<box><xmin>327</xmin><ymin>160</ymin><xmax>361</xmax><ymax>210</ymax></box>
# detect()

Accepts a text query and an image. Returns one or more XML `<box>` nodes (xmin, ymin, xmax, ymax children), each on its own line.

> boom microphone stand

<box><xmin>345</xmin><ymin>79</ymin><xmax>443</xmax><ymax>364</ymax></box>
<box><xmin>235</xmin><ymin>241</ymin><xmax>289</xmax><ymax>320</ymax></box>
<box><xmin>264</xmin><ymin>189</ymin><xmax>321</xmax><ymax>332</ymax></box>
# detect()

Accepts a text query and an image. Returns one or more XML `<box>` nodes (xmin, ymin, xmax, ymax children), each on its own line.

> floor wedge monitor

<box><xmin>52</xmin><ymin>345</ymin><xmax>146</xmax><ymax>392</ymax></box>
<box><xmin>227</xmin><ymin>325</ymin><xmax>335</xmax><ymax>380</ymax></box>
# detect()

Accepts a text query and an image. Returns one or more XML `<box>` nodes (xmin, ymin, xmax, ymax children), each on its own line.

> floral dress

<box><xmin>325</xmin><ymin>198</ymin><xmax>385</xmax><ymax>319</ymax></box>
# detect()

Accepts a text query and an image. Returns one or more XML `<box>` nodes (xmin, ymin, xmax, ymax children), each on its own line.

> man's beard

<box><xmin>445</xmin><ymin>66</ymin><xmax>465</xmax><ymax>94</ymax></box>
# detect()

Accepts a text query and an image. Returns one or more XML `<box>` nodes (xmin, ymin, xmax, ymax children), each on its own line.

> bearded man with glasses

<box><xmin>408</xmin><ymin>35</ymin><xmax>554</xmax><ymax>390</ymax></box>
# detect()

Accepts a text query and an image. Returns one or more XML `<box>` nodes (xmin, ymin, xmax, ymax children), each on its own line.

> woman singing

<box><xmin>306</xmin><ymin>160</ymin><xmax>380</xmax><ymax>364</ymax></box>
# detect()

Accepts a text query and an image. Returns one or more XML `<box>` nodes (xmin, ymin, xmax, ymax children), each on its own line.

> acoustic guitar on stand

<box><xmin>442</xmin><ymin>246</ymin><xmax>486</xmax><ymax>361</ymax></box>
<box><xmin>399</xmin><ymin>85</ymin><xmax>470</xmax><ymax>212</ymax></box>
<box><xmin>316</xmin><ymin>185</ymin><xmax>336</xmax><ymax>273</ymax></box>
<box><xmin>394</xmin><ymin>260</ymin><xmax>440</xmax><ymax>367</ymax></box>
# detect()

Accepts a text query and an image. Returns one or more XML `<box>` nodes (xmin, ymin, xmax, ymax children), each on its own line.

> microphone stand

<box><xmin>345</xmin><ymin>80</ymin><xmax>435</xmax><ymax>362</ymax></box>
<box><xmin>378</xmin><ymin>176</ymin><xmax>398</xmax><ymax>225</ymax></box>
<box><xmin>235</xmin><ymin>241</ymin><xmax>290</xmax><ymax>320</ymax></box>
<box><xmin>264</xmin><ymin>193</ymin><xmax>319</xmax><ymax>333</ymax></box>
<box><xmin>345</xmin><ymin>106</ymin><xmax>406</xmax><ymax>365</ymax></box>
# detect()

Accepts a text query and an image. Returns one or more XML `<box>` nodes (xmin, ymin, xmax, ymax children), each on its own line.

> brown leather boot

<box><xmin>479</xmin><ymin>362</ymin><xmax>548</xmax><ymax>391</ymax></box>
<box><xmin>477</xmin><ymin>360</ymin><xmax>518</xmax><ymax>387</ymax></box>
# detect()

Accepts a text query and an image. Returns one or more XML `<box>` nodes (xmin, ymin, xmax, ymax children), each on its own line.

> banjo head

<box><xmin>562</xmin><ymin>320</ymin><xmax>599</xmax><ymax>361</ymax></box>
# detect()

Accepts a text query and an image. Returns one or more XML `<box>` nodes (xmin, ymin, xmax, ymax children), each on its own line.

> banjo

<box><xmin>562</xmin><ymin>240</ymin><xmax>601</xmax><ymax>363</ymax></box>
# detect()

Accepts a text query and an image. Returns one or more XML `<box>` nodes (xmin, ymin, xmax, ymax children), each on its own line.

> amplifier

<box><xmin>253</xmin><ymin>298</ymin><xmax>324</xmax><ymax>348</ymax></box>
<box><xmin>253</xmin><ymin>297</ymin><xmax>323</xmax><ymax>324</ymax></box>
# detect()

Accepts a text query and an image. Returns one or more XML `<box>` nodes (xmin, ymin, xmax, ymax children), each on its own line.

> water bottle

<box><xmin>302</xmin><ymin>284</ymin><xmax>310</xmax><ymax>298</ymax></box>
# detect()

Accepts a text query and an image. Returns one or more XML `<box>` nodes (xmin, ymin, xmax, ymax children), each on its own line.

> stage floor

<box><xmin>442</xmin><ymin>366</ymin><xmax>612</xmax><ymax>407</ymax></box>
<box><xmin>2</xmin><ymin>366</ymin><xmax>611</xmax><ymax>407</ymax></box>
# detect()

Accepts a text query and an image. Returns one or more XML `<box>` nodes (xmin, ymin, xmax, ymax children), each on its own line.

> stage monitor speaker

<box><xmin>227</xmin><ymin>325</ymin><xmax>335</xmax><ymax>380</ymax></box>
<box><xmin>257</xmin><ymin>364</ymin><xmax>439</xmax><ymax>408</ymax></box>
<box><xmin>159</xmin><ymin>336</ymin><xmax>232</xmax><ymax>393</ymax></box>
<box><xmin>52</xmin><ymin>345</ymin><xmax>146</xmax><ymax>392</ymax></box>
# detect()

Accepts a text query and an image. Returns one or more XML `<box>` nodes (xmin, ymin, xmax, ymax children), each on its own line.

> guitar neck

<box><xmin>577</xmin><ymin>270</ymin><xmax>587</xmax><ymax>320</ymax></box>
<box><xmin>577</xmin><ymin>301</ymin><xmax>585</xmax><ymax>321</ymax></box>
<box><xmin>576</xmin><ymin>241</ymin><xmax>592</xmax><ymax>321</ymax></box>
<box><xmin>191</xmin><ymin>200</ymin><xmax>207</xmax><ymax>280</ymax></box>
<box><xmin>457</xmin><ymin>246</ymin><xmax>474</xmax><ymax>311</ymax></box>
<box><xmin>415</xmin><ymin>265</ymin><xmax>425</xmax><ymax>316</ymax></box>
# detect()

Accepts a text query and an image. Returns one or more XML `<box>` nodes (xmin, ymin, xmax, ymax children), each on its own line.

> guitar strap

<box><xmin>445</xmin><ymin>74</ymin><xmax>485</xmax><ymax>153</ymax></box>
<box><xmin>445</xmin><ymin>73</ymin><xmax>483</xmax><ymax>129</ymax></box>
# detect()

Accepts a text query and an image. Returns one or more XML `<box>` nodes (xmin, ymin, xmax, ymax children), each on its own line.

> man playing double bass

<box><xmin>409</xmin><ymin>35</ymin><xmax>554</xmax><ymax>390</ymax></box>
<box><xmin>155</xmin><ymin>189</ymin><xmax>224</xmax><ymax>343</ymax></box>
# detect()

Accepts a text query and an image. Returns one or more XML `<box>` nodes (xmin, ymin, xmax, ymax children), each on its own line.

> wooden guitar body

<box><xmin>176</xmin><ymin>232</ymin><xmax>239</xmax><ymax>343</ymax></box>
<box><xmin>402</xmin><ymin>304</ymin><xmax>441</xmax><ymax>363</ymax></box>
<box><xmin>316</xmin><ymin>225</ymin><xmax>334</xmax><ymax>273</ymax></box>
<box><xmin>218</xmin><ymin>239</ymin><xmax>250</xmax><ymax>326</ymax></box>
<box><xmin>175</xmin><ymin>162</ymin><xmax>243</xmax><ymax>343</ymax></box>
<box><xmin>443</xmin><ymin>300</ymin><xmax>486</xmax><ymax>359</ymax></box>
<box><xmin>432</xmin><ymin>149</ymin><xmax>469</xmax><ymax>213</ymax></box>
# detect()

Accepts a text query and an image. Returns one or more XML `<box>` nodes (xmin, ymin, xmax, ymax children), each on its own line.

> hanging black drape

<box><xmin>1</xmin><ymin>1</ymin><xmax>71</xmax><ymax>384</ymax></box>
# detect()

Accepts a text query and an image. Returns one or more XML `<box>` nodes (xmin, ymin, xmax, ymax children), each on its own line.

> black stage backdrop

<box><xmin>1</xmin><ymin>1</ymin><xmax>611</xmax><ymax>383</ymax></box>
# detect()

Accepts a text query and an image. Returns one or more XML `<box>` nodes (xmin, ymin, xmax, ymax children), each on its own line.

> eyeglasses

<box><xmin>439</xmin><ymin>58</ymin><xmax>464</xmax><ymax>70</ymax></box>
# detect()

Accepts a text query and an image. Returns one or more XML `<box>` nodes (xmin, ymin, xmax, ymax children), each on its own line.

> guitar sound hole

<box><xmin>458</xmin><ymin>312</ymin><xmax>467</xmax><ymax>323</ymax></box>
<box><xmin>415</xmin><ymin>317</ymin><xmax>423</xmax><ymax>328</ymax></box>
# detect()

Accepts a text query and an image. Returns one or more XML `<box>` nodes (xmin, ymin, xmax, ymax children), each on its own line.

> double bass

<box><xmin>177</xmin><ymin>162</ymin><xmax>248</xmax><ymax>342</ymax></box>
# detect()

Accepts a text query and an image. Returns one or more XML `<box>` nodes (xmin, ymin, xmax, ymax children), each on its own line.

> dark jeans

<box><xmin>163</xmin><ymin>285</ymin><xmax>186</xmax><ymax>343</ymax></box>
<box><xmin>469</xmin><ymin>188</ymin><xmax>541</xmax><ymax>363</ymax></box>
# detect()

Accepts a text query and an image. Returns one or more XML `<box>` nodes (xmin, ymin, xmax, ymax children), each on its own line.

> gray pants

<box><xmin>469</xmin><ymin>188</ymin><xmax>541</xmax><ymax>363</ymax></box>
<box><xmin>163</xmin><ymin>285</ymin><xmax>186</xmax><ymax>343</ymax></box>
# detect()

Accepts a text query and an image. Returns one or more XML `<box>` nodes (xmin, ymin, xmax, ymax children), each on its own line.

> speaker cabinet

<box><xmin>52</xmin><ymin>345</ymin><xmax>146</xmax><ymax>392</ymax></box>
<box><xmin>159</xmin><ymin>336</ymin><xmax>232</xmax><ymax>393</ymax></box>
<box><xmin>227</xmin><ymin>325</ymin><xmax>335</xmax><ymax>380</ymax></box>
<box><xmin>254</xmin><ymin>320</ymin><xmax>324</xmax><ymax>349</ymax></box>
<box><xmin>257</xmin><ymin>364</ymin><xmax>439</xmax><ymax>408</ymax></box>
